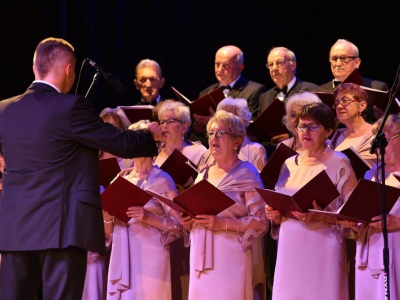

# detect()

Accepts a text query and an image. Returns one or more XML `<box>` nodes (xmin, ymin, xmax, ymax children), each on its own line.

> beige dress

<box><xmin>272</xmin><ymin>151</ymin><xmax>352</xmax><ymax>300</ymax></box>
<box><xmin>328</xmin><ymin>127</ymin><xmax>376</xmax><ymax>168</ymax></box>
<box><xmin>187</xmin><ymin>161</ymin><xmax>267</xmax><ymax>300</ymax></box>
<box><xmin>107</xmin><ymin>166</ymin><xmax>181</xmax><ymax>300</ymax></box>
<box><xmin>355</xmin><ymin>166</ymin><xmax>400</xmax><ymax>299</ymax></box>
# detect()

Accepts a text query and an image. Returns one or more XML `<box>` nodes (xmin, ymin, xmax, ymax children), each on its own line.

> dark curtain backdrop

<box><xmin>1</xmin><ymin>1</ymin><xmax>399</xmax><ymax>113</ymax></box>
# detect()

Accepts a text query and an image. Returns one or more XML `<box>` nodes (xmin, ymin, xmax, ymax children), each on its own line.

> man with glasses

<box><xmin>259</xmin><ymin>47</ymin><xmax>317</xmax><ymax>142</ymax></box>
<box><xmin>315</xmin><ymin>39</ymin><xmax>388</xmax><ymax>93</ymax></box>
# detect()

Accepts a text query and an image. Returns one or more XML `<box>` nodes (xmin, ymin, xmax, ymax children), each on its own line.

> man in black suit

<box><xmin>314</xmin><ymin>39</ymin><xmax>388</xmax><ymax>121</ymax></box>
<box><xmin>190</xmin><ymin>45</ymin><xmax>266</xmax><ymax>144</ymax></box>
<box><xmin>315</xmin><ymin>39</ymin><xmax>388</xmax><ymax>93</ymax></box>
<box><xmin>0</xmin><ymin>37</ymin><xmax>161</xmax><ymax>300</ymax></box>
<box><xmin>133</xmin><ymin>59</ymin><xmax>165</xmax><ymax>106</ymax></box>
<box><xmin>259</xmin><ymin>47</ymin><xmax>317</xmax><ymax>143</ymax></box>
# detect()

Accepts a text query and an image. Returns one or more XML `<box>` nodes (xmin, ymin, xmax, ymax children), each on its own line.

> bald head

<box><xmin>214</xmin><ymin>45</ymin><xmax>244</xmax><ymax>86</ymax></box>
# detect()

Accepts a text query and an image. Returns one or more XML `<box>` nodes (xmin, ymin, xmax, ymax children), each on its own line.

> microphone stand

<box><xmin>85</xmin><ymin>72</ymin><xmax>101</xmax><ymax>98</ymax></box>
<box><xmin>369</xmin><ymin>78</ymin><xmax>400</xmax><ymax>300</ymax></box>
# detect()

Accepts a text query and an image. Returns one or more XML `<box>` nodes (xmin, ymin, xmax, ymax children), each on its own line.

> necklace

<box><xmin>301</xmin><ymin>147</ymin><xmax>329</xmax><ymax>166</ymax></box>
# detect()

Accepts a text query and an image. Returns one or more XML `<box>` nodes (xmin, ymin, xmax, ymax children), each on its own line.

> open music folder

<box><xmin>309</xmin><ymin>178</ymin><xmax>400</xmax><ymax>223</ymax></box>
<box><xmin>256</xmin><ymin>170</ymin><xmax>340</xmax><ymax>220</ymax></box>
<box><xmin>99</xmin><ymin>157</ymin><xmax>121</xmax><ymax>188</ymax></box>
<box><xmin>259</xmin><ymin>143</ymin><xmax>297</xmax><ymax>190</ymax></box>
<box><xmin>314</xmin><ymin>68</ymin><xmax>367</xmax><ymax>111</ymax></box>
<box><xmin>146</xmin><ymin>179</ymin><xmax>235</xmax><ymax>218</ymax></box>
<box><xmin>159</xmin><ymin>149</ymin><xmax>199</xmax><ymax>186</ymax></box>
<box><xmin>171</xmin><ymin>86</ymin><xmax>225</xmax><ymax>116</ymax></box>
<box><xmin>118</xmin><ymin>105</ymin><xmax>154</xmax><ymax>123</ymax></box>
<box><xmin>101</xmin><ymin>175</ymin><xmax>153</xmax><ymax>223</ymax></box>
<box><xmin>341</xmin><ymin>147</ymin><xmax>371</xmax><ymax>180</ymax></box>
<box><xmin>247</xmin><ymin>98</ymin><xmax>287</xmax><ymax>141</ymax></box>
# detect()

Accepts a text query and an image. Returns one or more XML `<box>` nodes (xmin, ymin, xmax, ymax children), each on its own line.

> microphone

<box><xmin>88</xmin><ymin>59</ymin><xmax>126</xmax><ymax>93</ymax></box>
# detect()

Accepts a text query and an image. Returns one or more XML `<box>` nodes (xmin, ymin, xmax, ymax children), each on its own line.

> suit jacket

<box><xmin>0</xmin><ymin>83</ymin><xmax>158</xmax><ymax>255</ymax></box>
<box><xmin>314</xmin><ymin>77</ymin><xmax>388</xmax><ymax>93</ymax></box>
<box><xmin>258</xmin><ymin>78</ymin><xmax>318</xmax><ymax>114</ymax></box>
<box><xmin>199</xmin><ymin>76</ymin><xmax>267</xmax><ymax>118</ymax></box>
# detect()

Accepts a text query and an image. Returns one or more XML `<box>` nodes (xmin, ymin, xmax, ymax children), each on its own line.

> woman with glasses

<box><xmin>154</xmin><ymin>100</ymin><xmax>207</xmax><ymax>300</ymax></box>
<box><xmin>265</xmin><ymin>103</ymin><xmax>357</xmax><ymax>300</ymax></box>
<box><xmin>199</xmin><ymin>97</ymin><xmax>267</xmax><ymax>171</ymax></box>
<box><xmin>179</xmin><ymin>110</ymin><xmax>267</xmax><ymax>300</ymax></box>
<box><xmin>280</xmin><ymin>91</ymin><xmax>322</xmax><ymax>152</ymax></box>
<box><xmin>105</xmin><ymin>120</ymin><xmax>183</xmax><ymax>300</ymax></box>
<box><xmin>328</xmin><ymin>83</ymin><xmax>376</xmax><ymax>167</ymax></box>
<box><xmin>355</xmin><ymin>114</ymin><xmax>400</xmax><ymax>299</ymax></box>
<box><xmin>154</xmin><ymin>100</ymin><xmax>207</xmax><ymax>189</ymax></box>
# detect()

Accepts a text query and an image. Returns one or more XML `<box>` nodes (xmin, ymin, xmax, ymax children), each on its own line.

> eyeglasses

<box><xmin>296</xmin><ymin>123</ymin><xmax>321</xmax><ymax>132</ymax></box>
<box><xmin>329</xmin><ymin>55</ymin><xmax>358</xmax><ymax>64</ymax></box>
<box><xmin>387</xmin><ymin>133</ymin><xmax>400</xmax><ymax>143</ymax></box>
<box><xmin>206</xmin><ymin>130</ymin><xmax>232</xmax><ymax>139</ymax></box>
<box><xmin>159</xmin><ymin>118</ymin><xmax>182</xmax><ymax>125</ymax></box>
<box><xmin>266</xmin><ymin>60</ymin><xmax>292</xmax><ymax>70</ymax></box>
<box><xmin>333</xmin><ymin>97</ymin><xmax>357</xmax><ymax>109</ymax></box>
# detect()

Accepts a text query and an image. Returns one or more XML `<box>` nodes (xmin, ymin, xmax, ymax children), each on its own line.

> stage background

<box><xmin>1</xmin><ymin>1</ymin><xmax>399</xmax><ymax>112</ymax></box>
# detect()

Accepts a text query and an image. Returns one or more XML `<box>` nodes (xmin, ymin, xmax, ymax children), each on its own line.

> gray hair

<box><xmin>216</xmin><ymin>97</ymin><xmax>251</xmax><ymax>128</ymax></box>
<box><xmin>282</xmin><ymin>91</ymin><xmax>322</xmax><ymax>130</ymax></box>
<box><xmin>269</xmin><ymin>47</ymin><xmax>297</xmax><ymax>62</ymax></box>
<box><xmin>135</xmin><ymin>59</ymin><xmax>163</xmax><ymax>78</ymax></box>
<box><xmin>331</xmin><ymin>39</ymin><xmax>359</xmax><ymax>57</ymax></box>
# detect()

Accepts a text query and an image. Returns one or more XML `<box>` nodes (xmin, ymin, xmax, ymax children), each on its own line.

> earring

<box><xmin>234</xmin><ymin>145</ymin><xmax>238</xmax><ymax>150</ymax></box>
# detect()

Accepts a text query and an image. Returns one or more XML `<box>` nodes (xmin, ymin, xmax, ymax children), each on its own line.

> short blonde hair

<box><xmin>158</xmin><ymin>100</ymin><xmax>191</xmax><ymax>135</ymax></box>
<box><xmin>99</xmin><ymin>107</ymin><xmax>131</xmax><ymax>129</ymax></box>
<box><xmin>207</xmin><ymin>110</ymin><xmax>246</xmax><ymax>140</ymax></box>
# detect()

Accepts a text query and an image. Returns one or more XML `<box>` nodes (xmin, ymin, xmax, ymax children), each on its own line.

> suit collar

<box><xmin>30</xmin><ymin>81</ymin><xmax>60</xmax><ymax>93</ymax></box>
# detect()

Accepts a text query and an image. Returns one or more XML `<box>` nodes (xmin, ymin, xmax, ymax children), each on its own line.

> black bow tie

<box><xmin>220</xmin><ymin>85</ymin><xmax>232</xmax><ymax>90</ymax></box>
<box><xmin>275</xmin><ymin>86</ymin><xmax>288</xmax><ymax>95</ymax></box>
<box><xmin>333</xmin><ymin>80</ymin><xmax>342</xmax><ymax>87</ymax></box>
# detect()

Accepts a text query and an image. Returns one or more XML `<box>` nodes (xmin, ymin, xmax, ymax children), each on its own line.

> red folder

<box><xmin>171</xmin><ymin>86</ymin><xmax>225</xmax><ymax>116</ymax></box>
<box><xmin>260</xmin><ymin>143</ymin><xmax>297</xmax><ymax>189</ymax></box>
<box><xmin>314</xmin><ymin>92</ymin><xmax>335</xmax><ymax>112</ymax></box>
<box><xmin>159</xmin><ymin>149</ymin><xmax>199</xmax><ymax>186</ymax></box>
<box><xmin>146</xmin><ymin>179</ymin><xmax>235</xmax><ymax>218</ymax></box>
<box><xmin>309</xmin><ymin>178</ymin><xmax>400</xmax><ymax>223</ymax></box>
<box><xmin>249</xmin><ymin>98</ymin><xmax>287</xmax><ymax>140</ymax></box>
<box><xmin>342</xmin><ymin>68</ymin><xmax>365</xmax><ymax>86</ymax></box>
<box><xmin>256</xmin><ymin>170</ymin><xmax>340</xmax><ymax>220</ymax></box>
<box><xmin>99</xmin><ymin>157</ymin><xmax>121</xmax><ymax>188</ymax></box>
<box><xmin>101</xmin><ymin>176</ymin><xmax>153</xmax><ymax>223</ymax></box>
<box><xmin>118</xmin><ymin>105</ymin><xmax>154</xmax><ymax>123</ymax></box>
<box><xmin>360</xmin><ymin>87</ymin><xmax>400</xmax><ymax>114</ymax></box>
<box><xmin>315</xmin><ymin>68</ymin><xmax>367</xmax><ymax>112</ymax></box>
<box><xmin>341</xmin><ymin>147</ymin><xmax>371</xmax><ymax>180</ymax></box>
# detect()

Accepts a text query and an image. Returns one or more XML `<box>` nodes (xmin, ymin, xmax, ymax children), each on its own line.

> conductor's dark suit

<box><xmin>0</xmin><ymin>82</ymin><xmax>158</xmax><ymax>299</ymax></box>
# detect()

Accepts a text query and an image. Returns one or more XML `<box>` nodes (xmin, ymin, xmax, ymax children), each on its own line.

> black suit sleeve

<box><xmin>69</xmin><ymin>96</ymin><xmax>158</xmax><ymax>158</ymax></box>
